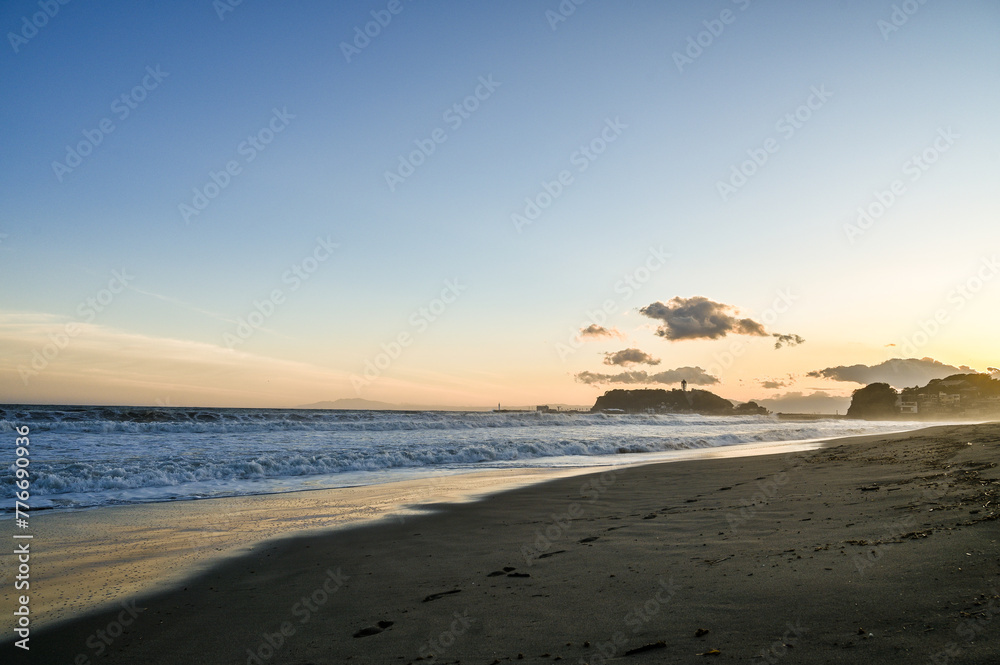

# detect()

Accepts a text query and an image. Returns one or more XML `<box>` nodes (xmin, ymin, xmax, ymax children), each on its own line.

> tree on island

<box><xmin>906</xmin><ymin>372</ymin><xmax>1000</xmax><ymax>399</ymax></box>
<box><xmin>591</xmin><ymin>388</ymin><xmax>767</xmax><ymax>415</ymax></box>
<box><xmin>733</xmin><ymin>401</ymin><xmax>769</xmax><ymax>416</ymax></box>
<box><xmin>846</xmin><ymin>382</ymin><xmax>899</xmax><ymax>419</ymax></box>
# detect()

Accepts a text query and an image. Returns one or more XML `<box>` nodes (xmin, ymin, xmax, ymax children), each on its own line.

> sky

<box><xmin>1</xmin><ymin>0</ymin><xmax>998</xmax><ymax>409</ymax></box>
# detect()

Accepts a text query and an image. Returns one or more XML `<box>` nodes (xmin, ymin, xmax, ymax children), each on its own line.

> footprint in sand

<box><xmin>422</xmin><ymin>589</ymin><xmax>462</xmax><ymax>602</ymax></box>
<box><xmin>487</xmin><ymin>566</ymin><xmax>520</xmax><ymax>577</ymax></box>
<box><xmin>353</xmin><ymin>620</ymin><xmax>394</xmax><ymax>638</ymax></box>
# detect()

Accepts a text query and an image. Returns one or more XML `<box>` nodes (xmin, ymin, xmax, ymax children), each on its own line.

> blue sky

<box><xmin>1</xmin><ymin>0</ymin><xmax>998</xmax><ymax>408</ymax></box>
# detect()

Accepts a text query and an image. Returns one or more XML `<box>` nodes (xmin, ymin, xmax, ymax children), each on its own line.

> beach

<box><xmin>4</xmin><ymin>423</ymin><xmax>998</xmax><ymax>664</ymax></box>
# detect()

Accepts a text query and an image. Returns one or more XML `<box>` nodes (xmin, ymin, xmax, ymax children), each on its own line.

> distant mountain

<box><xmin>752</xmin><ymin>391</ymin><xmax>850</xmax><ymax>415</ymax></box>
<box><xmin>299</xmin><ymin>398</ymin><xmax>398</xmax><ymax>410</ymax></box>
<box><xmin>297</xmin><ymin>399</ymin><xmax>590</xmax><ymax>412</ymax></box>
<box><xmin>591</xmin><ymin>388</ymin><xmax>767</xmax><ymax>415</ymax></box>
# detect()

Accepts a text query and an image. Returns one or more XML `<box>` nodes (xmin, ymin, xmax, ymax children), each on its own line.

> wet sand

<box><xmin>1</xmin><ymin>467</ymin><xmax>600</xmax><ymax>632</ymax></box>
<box><xmin>4</xmin><ymin>424</ymin><xmax>999</xmax><ymax>664</ymax></box>
<box><xmin>0</xmin><ymin>438</ymin><xmax>827</xmax><ymax>634</ymax></box>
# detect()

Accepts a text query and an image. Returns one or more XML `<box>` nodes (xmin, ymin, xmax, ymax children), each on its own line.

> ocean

<box><xmin>1</xmin><ymin>405</ymin><xmax>924</xmax><ymax>512</ymax></box>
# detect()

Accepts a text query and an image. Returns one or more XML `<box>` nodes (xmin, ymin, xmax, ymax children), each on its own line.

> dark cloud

<box><xmin>760</xmin><ymin>380</ymin><xmax>788</xmax><ymax>389</ymax></box>
<box><xmin>575</xmin><ymin>366</ymin><xmax>718</xmax><ymax>386</ymax></box>
<box><xmin>772</xmin><ymin>333</ymin><xmax>805</xmax><ymax>349</ymax></box>
<box><xmin>807</xmin><ymin>357</ymin><xmax>975</xmax><ymax>389</ymax></box>
<box><xmin>639</xmin><ymin>296</ymin><xmax>768</xmax><ymax>341</ymax></box>
<box><xmin>638</xmin><ymin>296</ymin><xmax>805</xmax><ymax>349</ymax></box>
<box><xmin>603</xmin><ymin>348</ymin><xmax>660</xmax><ymax>367</ymax></box>
<box><xmin>579</xmin><ymin>324</ymin><xmax>624</xmax><ymax>340</ymax></box>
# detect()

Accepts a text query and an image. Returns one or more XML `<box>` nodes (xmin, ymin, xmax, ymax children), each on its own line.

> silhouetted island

<box><xmin>847</xmin><ymin>372</ymin><xmax>1000</xmax><ymax>419</ymax></box>
<box><xmin>591</xmin><ymin>388</ymin><xmax>768</xmax><ymax>416</ymax></box>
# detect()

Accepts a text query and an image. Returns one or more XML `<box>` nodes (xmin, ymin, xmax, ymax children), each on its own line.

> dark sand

<box><xmin>5</xmin><ymin>423</ymin><xmax>999</xmax><ymax>664</ymax></box>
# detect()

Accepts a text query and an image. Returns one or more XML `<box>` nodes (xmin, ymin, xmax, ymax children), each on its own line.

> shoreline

<box><xmin>9</xmin><ymin>416</ymin><xmax>943</xmax><ymax>516</ymax></box>
<box><xmin>1</xmin><ymin>435</ymin><xmax>842</xmax><ymax>635</ymax></box>
<box><xmin>4</xmin><ymin>423</ymin><xmax>998</xmax><ymax>663</ymax></box>
<box><xmin>5</xmin><ymin>411</ymin><xmax>931</xmax><ymax>515</ymax></box>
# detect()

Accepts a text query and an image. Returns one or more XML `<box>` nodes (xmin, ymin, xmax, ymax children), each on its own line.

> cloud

<box><xmin>638</xmin><ymin>296</ymin><xmax>805</xmax><ymax>350</ymax></box>
<box><xmin>807</xmin><ymin>357</ymin><xmax>976</xmax><ymax>389</ymax></box>
<box><xmin>639</xmin><ymin>296</ymin><xmax>768</xmax><ymax>341</ymax></box>
<box><xmin>772</xmin><ymin>333</ymin><xmax>804</xmax><ymax>349</ymax></box>
<box><xmin>0</xmin><ymin>310</ymin><xmax>349</xmax><ymax>407</ymax></box>
<box><xmin>575</xmin><ymin>366</ymin><xmax>718</xmax><ymax>386</ymax></box>
<box><xmin>0</xmin><ymin>311</ymin><xmax>540</xmax><ymax>409</ymax></box>
<box><xmin>760</xmin><ymin>379</ymin><xmax>788</xmax><ymax>389</ymax></box>
<box><xmin>579</xmin><ymin>324</ymin><xmax>625</xmax><ymax>340</ymax></box>
<box><xmin>603</xmin><ymin>348</ymin><xmax>660</xmax><ymax>367</ymax></box>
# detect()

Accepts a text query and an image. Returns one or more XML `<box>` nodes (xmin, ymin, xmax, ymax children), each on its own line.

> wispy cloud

<box><xmin>603</xmin><ymin>348</ymin><xmax>660</xmax><ymax>367</ymax></box>
<box><xmin>760</xmin><ymin>379</ymin><xmax>788</xmax><ymax>389</ymax></box>
<box><xmin>579</xmin><ymin>324</ymin><xmax>625</xmax><ymax>340</ymax></box>
<box><xmin>0</xmin><ymin>311</ymin><xmax>343</xmax><ymax>406</ymax></box>
<box><xmin>124</xmin><ymin>285</ymin><xmax>236</xmax><ymax>323</ymax></box>
<box><xmin>772</xmin><ymin>333</ymin><xmax>804</xmax><ymax>349</ymax></box>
